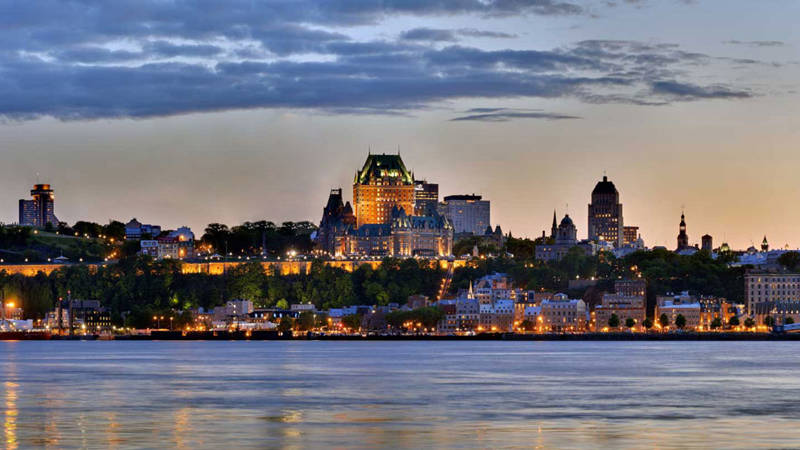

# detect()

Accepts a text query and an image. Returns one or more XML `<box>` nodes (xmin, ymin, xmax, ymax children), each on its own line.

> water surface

<box><xmin>2</xmin><ymin>341</ymin><xmax>799</xmax><ymax>448</ymax></box>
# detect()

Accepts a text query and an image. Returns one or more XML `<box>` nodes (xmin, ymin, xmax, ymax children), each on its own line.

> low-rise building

<box><xmin>656</xmin><ymin>292</ymin><xmax>701</xmax><ymax>330</ymax></box>
<box><xmin>540</xmin><ymin>294</ymin><xmax>586</xmax><ymax>332</ymax></box>
<box><xmin>752</xmin><ymin>301</ymin><xmax>800</xmax><ymax>327</ymax></box>
<box><xmin>594</xmin><ymin>294</ymin><xmax>646</xmax><ymax>331</ymax></box>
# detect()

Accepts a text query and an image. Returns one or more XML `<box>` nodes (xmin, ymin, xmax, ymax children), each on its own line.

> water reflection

<box><xmin>4</xmin><ymin>381</ymin><xmax>17</xmax><ymax>450</ymax></box>
<box><xmin>1</xmin><ymin>341</ymin><xmax>800</xmax><ymax>448</ymax></box>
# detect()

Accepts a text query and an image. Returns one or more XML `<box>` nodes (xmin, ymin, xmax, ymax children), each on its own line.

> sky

<box><xmin>0</xmin><ymin>0</ymin><xmax>798</xmax><ymax>249</ymax></box>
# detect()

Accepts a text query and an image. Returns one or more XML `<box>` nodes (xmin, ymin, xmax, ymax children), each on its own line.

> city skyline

<box><xmin>1</xmin><ymin>1</ymin><xmax>798</xmax><ymax>249</ymax></box>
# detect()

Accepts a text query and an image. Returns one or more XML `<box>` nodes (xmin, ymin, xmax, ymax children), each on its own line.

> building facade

<box><xmin>595</xmin><ymin>294</ymin><xmax>646</xmax><ymax>331</ymax></box>
<box><xmin>744</xmin><ymin>273</ymin><xmax>800</xmax><ymax>314</ymax></box>
<box><xmin>414</xmin><ymin>180</ymin><xmax>439</xmax><ymax>216</ymax></box>
<box><xmin>318</xmin><ymin>154</ymin><xmax>453</xmax><ymax>258</ymax></box>
<box><xmin>588</xmin><ymin>176</ymin><xmax>623</xmax><ymax>247</ymax></box>
<box><xmin>18</xmin><ymin>184</ymin><xmax>58</xmax><ymax>228</ymax></box>
<box><xmin>353</xmin><ymin>153</ymin><xmax>415</xmax><ymax>228</ymax></box>
<box><xmin>535</xmin><ymin>214</ymin><xmax>593</xmax><ymax>262</ymax></box>
<box><xmin>656</xmin><ymin>292</ymin><xmax>701</xmax><ymax>330</ymax></box>
<box><xmin>540</xmin><ymin>294</ymin><xmax>586</xmax><ymax>332</ymax></box>
<box><xmin>441</xmin><ymin>194</ymin><xmax>490</xmax><ymax>235</ymax></box>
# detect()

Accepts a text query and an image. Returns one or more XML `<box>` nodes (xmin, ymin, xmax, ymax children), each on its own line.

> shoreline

<box><xmin>3</xmin><ymin>331</ymin><xmax>800</xmax><ymax>341</ymax></box>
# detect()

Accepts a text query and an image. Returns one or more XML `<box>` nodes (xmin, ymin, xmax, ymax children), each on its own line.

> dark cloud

<box><xmin>0</xmin><ymin>2</ymin><xmax>758</xmax><ymax>120</ymax></box>
<box><xmin>650</xmin><ymin>81</ymin><xmax>752</xmax><ymax>99</ymax></box>
<box><xmin>451</xmin><ymin>108</ymin><xmax>581</xmax><ymax>121</ymax></box>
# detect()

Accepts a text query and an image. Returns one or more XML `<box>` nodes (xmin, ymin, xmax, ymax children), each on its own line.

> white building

<box><xmin>441</xmin><ymin>194</ymin><xmax>490</xmax><ymax>235</ymax></box>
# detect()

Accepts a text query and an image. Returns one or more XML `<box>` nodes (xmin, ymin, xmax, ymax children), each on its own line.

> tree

<box><xmin>294</xmin><ymin>311</ymin><xmax>315</xmax><ymax>331</ymax></box>
<box><xmin>277</xmin><ymin>315</ymin><xmax>294</xmax><ymax>334</ymax></box>
<box><xmin>625</xmin><ymin>317</ymin><xmax>636</xmax><ymax>329</ymax></box>
<box><xmin>643</xmin><ymin>318</ymin><xmax>654</xmax><ymax>330</ymax></box>
<box><xmin>342</xmin><ymin>314</ymin><xmax>362</xmax><ymax>332</ymax></box>
<box><xmin>519</xmin><ymin>319</ymin><xmax>535</xmax><ymax>332</ymax></box>
<box><xmin>608</xmin><ymin>313</ymin><xmax>620</xmax><ymax>329</ymax></box>
<box><xmin>785</xmin><ymin>317</ymin><xmax>795</xmax><ymax>325</ymax></box>
<box><xmin>764</xmin><ymin>315</ymin><xmax>775</xmax><ymax>327</ymax></box>
<box><xmin>729</xmin><ymin>316</ymin><xmax>740</xmax><ymax>327</ymax></box>
<box><xmin>675</xmin><ymin>314</ymin><xmax>687</xmax><ymax>329</ymax></box>
<box><xmin>710</xmin><ymin>317</ymin><xmax>722</xmax><ymax>330</ymax></box>
<box><xmin>659</xmin><ymin>313</ymin><xmax>669</xmax><ymax>328</ymax></box>
<box><xmin>778</xmin><ymin>251</ymin><xmax>800</xmax><ymax>271</ymax></box>
<box><xmin>744</xmin><ymin>317</ymin><xmax>755</xmax><ymax>328</ymax></box>
<box><xmin>275</xmin><ymin>299</ymin><xmax>289</xmax><ymax>310</ymax></box>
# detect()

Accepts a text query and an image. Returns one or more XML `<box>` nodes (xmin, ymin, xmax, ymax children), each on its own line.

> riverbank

<box><xmin>4</xmin><ymin>331</ymin><xmax>800</xmax><ymax>341</ymax></box>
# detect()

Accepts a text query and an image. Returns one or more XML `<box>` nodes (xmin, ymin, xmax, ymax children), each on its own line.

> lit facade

<box><xmin>414</xmin><ymin>180</ymin><xmax>439</xmax><ymax>216</ymax></box>
<box><xmin>18</xmin><ymin>184</ymin><xmax>58</xmax><ymax>228</ymax></box>
<box><xmin>745</xmin><ymin>273</ymin><xmax>800</xmax><ymax>314</ymax></box>
<box><xmin>353</xmin><ymin>153</ymin><xmax>415</xmax><ymax>228</ymax></box>
<box><xmin>441</xmin><ymin>194</ymin><xmax>490</xmax><ymax>235</ymax></box>
<box><xmin>588</xmin><ymin>176</ymin><xmax>623</xmax><ymax>247</ymax></box>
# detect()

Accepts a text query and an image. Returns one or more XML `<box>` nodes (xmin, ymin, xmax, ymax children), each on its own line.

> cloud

<box><xmin>0</xmin><ymin>3</ymin><xmax>761</xmax><ymax>120</ymax></box>
<box><xmin>400</xmin><ymin>28</ymin><xmax>517</xmax><ymax>42</ymax></box>
<box><xmin>451</xmin><ymin>108</ymin><xmax>581</xmax><ymax>121</ymax></box>
<box><xmin>724</xmin><ymin>40</ymin><xmax>785</xmax><ymax>47</ymax></box>
<box><xmin>650</xmin><ymin>81</ymin><xmax>752</xmax><ymax>99</ymax></box>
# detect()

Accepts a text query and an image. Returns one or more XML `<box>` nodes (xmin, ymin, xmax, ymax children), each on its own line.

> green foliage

<box><xmin>625</xmin><ymin>317</ymin><xmax>636</xmax><ymax>329</ymax></box>
<box><xmin>659</xmin><ymin>313</ymin><xmax>669</xmax><ymax>328</ymax></box>
<box><xmin>277</xmin><ymin>315</ymin><xmax>294</xmax><ymax>333</ymax></box>
<box><xmin>608</xmin><ymin>313</ymin><xmax>620</xmax><ymax>328</ymax></box>
<box><xmin>643</xmin><ymin>318</ymin><xmax>653</xmax><ymax>329</ymax></box>
<box><xmin>520</xmin><ymin>319</ymin><xmax>535</xmax><ymax>332</ymax></box>
<box><xmin>385</xmin><ymin>306</ymin><xmax>444</xmax><ymax>331</ymax></box>
<box><xmin>744</xmin><ymin>317</ymin><xmax>755</xmax><ymax>328</ymax></box>
<box><xmin>201</xmin><ymin>221</ymin><xmax>318</xmax><ymax>256</ymax></box>
<box><xmin>342</xmin><ymin>313</ymin><xmax>362</xmax><ymax>331</ymax></box>
<box><xmin>294</xmin><ymin>311</ymin><xmax>315</xmax><ymax>331</ymax></box>
<box><xmin>785</xmin><ymin>317</ymin><xmax>795</xmax><ymax>325</ymax></box>
<box><xmin>778</xmin><ymin>252</ymin><xmax>800</xmax><ymax>271</ymax></box>
<box><xmin>729</xmin><ymin>316</ymin><xmax>740</xmax><ymax>327</ymax></box>
<box><xmin>275</xmin><ymin>299</ymin><xmax>289</xmax><ymax>310</ymax></box>
<box><xmin>710</xmin><ymin>317</ymin><xmax>722</xmax><ymax>329</ymax></box>
<box><xmin>764</xmin><ymin>315</ymin><xmax>775</xmax><ymax>327</ymax></box>
<box><xmin>675</xmin><ymin>314</ymin><xmax>687</xmax><ymax>329</ymax></box>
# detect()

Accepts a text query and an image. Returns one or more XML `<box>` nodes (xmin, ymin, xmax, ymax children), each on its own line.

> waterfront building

<box><xmin>414</xmin><ymin>180</ymin><xmax>439</xmax><ymax>216</ymax></box>
<box><xmin>594</xmin><ymin>293</ymin><xmax>646</xmax><ymax>331</ymax></box>
<box><xmin>744</xmin><ymin>273</ymin><xmax>800</xmax><ymax>314</ymax></box>
<box><xmin>535</xmin><ymin>214</ymin><xmax>593</xmax><ymax>262</ymax></box>
<box><xmin>353</xmin><ymin>153</ymin><xmax>415</xmax><ymax>228</ymax></box>
<box><xmin>752</xmin><ymin>301</ymin><xmax>800</xmax><ymax>327</ymax></box>
<box><xmin>540</xmin><ymin>294</ymin><xmax>586</xmax><ymax>332</ymax></box>
<box><xmin>441</xmin><ymin>194</ymin><xmax>490</xmax><ymax>235</ymax></box>
<box><xmin>46</xmin><ymin>299</ymin><xmax>111</xmax><ymax>332</ymax></box>
<box><xmin>139</xmin><ymin>234</ymin><xmax>194</xmax><ymax>259</ymax></box>
<box><xmin>18</xmin><ymin>183</ymin><xmax>59</xmax><ymax>228</ymax></box>
<box><xmin>698</xmin><ymin>297</ymin><xmax>735</xmax><ymax>330</ymax></box>
<box><xmin>588</xmin><ymin>176</ymin><xmax>623</xmax><ymax>247</ymax></box>
<box><xmin>656</xmin><ymin>292</ymin><xmax>701</xmax><ymax>330</ymax></box>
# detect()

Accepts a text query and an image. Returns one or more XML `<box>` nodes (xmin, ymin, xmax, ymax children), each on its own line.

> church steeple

<box><xmin>551</xmin><ymin>210</ymin><xmax>558</xmax><ymax>239</ymax></box>
<box><xmin>677</xmin><ymin>212</ymin><xmax>689</xmax><ymax>251</ymax></box>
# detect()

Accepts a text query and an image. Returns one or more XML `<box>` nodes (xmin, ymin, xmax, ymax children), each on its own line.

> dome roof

<box><xmin>559</xmin><ymin>214</ymin><xmax>574</xmax><ymax>228</ymax></box>
<box><xmin>591</xmin><ymin>176</ymin><xmax>618</xmax><ymax>196</ymax></box>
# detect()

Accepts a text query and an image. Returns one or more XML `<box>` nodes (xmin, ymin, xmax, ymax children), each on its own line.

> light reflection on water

<box><xmin>2</xmin><ymin>341</ymin><xmax>800</xmax><ymax>448</ymax></box>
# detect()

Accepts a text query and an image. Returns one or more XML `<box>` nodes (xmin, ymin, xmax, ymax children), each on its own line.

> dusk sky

<box><xmin>0</xmin><ymin>0</ymin><xmax>797</xmax><ymax>249</ymax></box>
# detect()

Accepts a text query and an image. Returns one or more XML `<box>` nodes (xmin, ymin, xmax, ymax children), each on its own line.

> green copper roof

<box><xmin>354</xmin><ymin>153</ymin><xmax>414</xmax><ymax>185</ymax></box>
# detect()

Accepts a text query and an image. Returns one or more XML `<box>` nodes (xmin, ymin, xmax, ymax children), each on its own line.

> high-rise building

<box><xmin>677</xmin><ymin>213</ymin><xmax>689</xmax><ymax>251</ymax></box>
<box><xmin>353</xmin><ymin>153</ymin><xmax>415</xmax><ymax>228</ymax></box>
<box><xmin>442</xmin><ymin>194</ymin><xmax>490</xmax><ymax>235</ymax></box>
<box><xmin>18</xmin><ymin>184</ymin><xmax>58</xmax><ymax>228</ymax></box>
<box><xmin>588</xmin><ymin>176</ymin><xmax>623</xmax><ymax>247</ymax></box>
<box><xmin>414</xmin><ymin>180</ymin><xmax>439</xmax><ymax>216</ymax></box>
